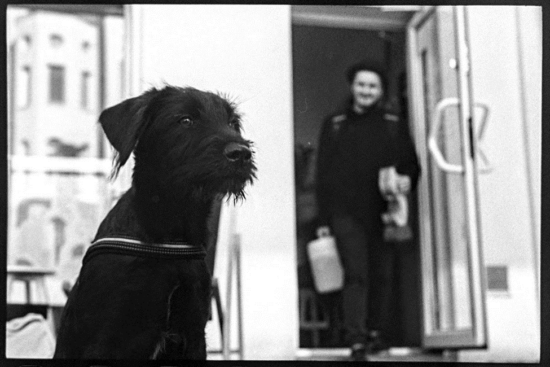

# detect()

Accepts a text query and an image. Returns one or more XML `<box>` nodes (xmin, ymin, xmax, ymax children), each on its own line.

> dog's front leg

<box><xmin>156</xmin><ymin>265</ymin><xmax>211</xmax><ymax>360</ymax></box>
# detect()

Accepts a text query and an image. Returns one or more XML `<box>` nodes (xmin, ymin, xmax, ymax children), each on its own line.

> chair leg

<box><xmin>7</xmin><ymin>275</ymin><xmax>13</xmax><ymax>303</ymax></box>
<box><xmin>311</xmin><ymin>294</ymin><xmax>319</xmax><ymax>347</ymax></box>
<box><xmin>25</xmin><ymin>280</ymin><xmax>32</xmax><ymax>304</ymax></box>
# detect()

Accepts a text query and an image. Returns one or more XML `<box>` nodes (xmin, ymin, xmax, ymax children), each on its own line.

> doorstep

<box><xmin>296</xmin><ymin>347</ymin><xmax>453</xmax><ymax>362</ymax></box>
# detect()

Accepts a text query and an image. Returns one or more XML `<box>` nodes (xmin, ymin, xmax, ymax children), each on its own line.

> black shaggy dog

<box><xmin>53</xmin><ymin>86</ymin><xmax>256</xmax><ymax>359</ymax></box>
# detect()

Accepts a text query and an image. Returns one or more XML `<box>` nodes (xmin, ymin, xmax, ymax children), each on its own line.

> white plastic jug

<box><xmin>307</xmin><ymin>227</ymin><xmax>344</xmax><ymax>293</ymax></box>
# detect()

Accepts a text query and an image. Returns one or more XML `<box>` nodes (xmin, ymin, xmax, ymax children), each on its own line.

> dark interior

<box><xmin>292</xmin><ymin>23</ymin><xmax>422</xmax><ymax>349</ymax></box>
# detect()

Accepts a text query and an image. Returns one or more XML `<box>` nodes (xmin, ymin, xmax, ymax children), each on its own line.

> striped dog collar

<box><xmin>83</xmin><ymin>237</ymin><xmax>206</xmax><ymax>264</ymax></box>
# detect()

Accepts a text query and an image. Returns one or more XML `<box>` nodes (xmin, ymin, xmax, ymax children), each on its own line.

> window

<box><xmin>17</xmin><ymin>65</ymin><xmax>31</xmax><ymax>108</ymax></box>
<box><xmin>49</xmin><ymin>65</ymin><xmax>65</xmax><ymax>103</ymax></box>
<box><xmin>50</xmin><ymin>34</ymin><xmax>63</xmax><ymax>48</ymax></box>
<box><xmin>7</xmin><ymin>6</ymin><xmax>125</xmax><ymax>313</ymax></box>
<box><xmin>21</xmin><ymin>35</ymin><xmax>32</xmax><ymax>52</ymax></box>
<box><xmin>81</xmin><ymin>71</ymin><xmax>91</xmax><ymax>109</ymax></box>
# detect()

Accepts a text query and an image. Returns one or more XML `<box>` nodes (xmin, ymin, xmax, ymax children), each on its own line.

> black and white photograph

<box><xmin>4</xmin><ymin>4</ymin><xmax>543</xmax><ymax>364</ymax></box>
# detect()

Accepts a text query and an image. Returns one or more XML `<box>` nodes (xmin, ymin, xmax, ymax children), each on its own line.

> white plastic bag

<box><xmin>379</xmin><ymin>166</ymin><xmax>413</xmax><ymax>242</ymax></box>
<box><xmin>6</xmin><ymin>313</ymin><xmax>55</xmax><ymax>358</ymax></box>
<box><xmin>307</xmin><ymin>228</ymin><xmax>344</xmax><ymax>293</ymax></box>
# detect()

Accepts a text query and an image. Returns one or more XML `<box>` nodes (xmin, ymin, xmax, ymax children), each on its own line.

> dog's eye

<box><xmin>179</xmin><ymin>116</ymin><xmax>194</xmax><ymax>127</ymax></box>
<box><xmin>228</xmin><ymin>120</ymin><xmax>240</xmax><ymax>130</ymax></box>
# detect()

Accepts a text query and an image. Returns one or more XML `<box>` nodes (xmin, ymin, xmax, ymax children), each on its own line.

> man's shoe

<box><xmin>350</xmin><ymin>343</ymin><xmax>367</xmax><ymax>361</ymax></box>
<box><xmin>367</xmin><ymin>330</ymin><xmax>389</xmax><ymax>354</ymax></box>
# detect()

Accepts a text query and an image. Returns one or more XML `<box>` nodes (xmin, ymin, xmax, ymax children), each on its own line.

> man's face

<box><xmin>351</xmin><ymin>70</ymin><xmax>383</xmax><ymax>110</ymax></box>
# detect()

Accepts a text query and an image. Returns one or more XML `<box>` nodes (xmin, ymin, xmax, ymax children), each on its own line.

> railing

<box><xmin>9</xmin><ymin>155</ymin><xmax>113</xmax><ymax>175</ymax></box>
<box><xmin>210</xmin><ymin>232</ymin><xmax>243</xmax><ymax>360</ymax></box>
<box><xmin>222</xmin><ymin>233</ymin><xmax>243</xmax><ymax>359</ymax></box>
<box><xmin>7</xmin><ymin>155</ymin><xmax>116</xmax><ymax>286</ymax></box>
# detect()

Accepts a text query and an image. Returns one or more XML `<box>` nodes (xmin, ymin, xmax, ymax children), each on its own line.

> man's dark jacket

<box><xmin>315</xmin><ymin>104</ymin><xmax>421</xmax><ymax>232</ymax></box>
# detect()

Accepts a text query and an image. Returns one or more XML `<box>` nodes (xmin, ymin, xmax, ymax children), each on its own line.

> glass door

<box><xmin>406</xmin><ymin>6</ymin><xmax>487</xmax><ymax>349</ymax></box>
<box><xmin>7</xmin><ymin>5</ymin><xmax>125</xmax><ymax>302</ymax></box>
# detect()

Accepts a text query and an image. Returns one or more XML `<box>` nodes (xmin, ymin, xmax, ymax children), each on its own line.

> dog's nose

<box><xmin>224</xmin><ymin>143</ymin><xmax>252</xmax><ymax>163</ymax></box>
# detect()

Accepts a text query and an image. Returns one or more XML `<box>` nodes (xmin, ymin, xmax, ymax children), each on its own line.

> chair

<box><xmin>299</xmin><ymin>288</ymin><xmax>330</xmax><ymax>347</ymax></box>
<box><xmin>7</xmin><ymin>265</ymin><xmax>55</xmax><ymax>304</ymax></box>
<box><xmin>7</xmin><ymin>265</ymin><xmax>58</xmax><ymax>338</ymax></box>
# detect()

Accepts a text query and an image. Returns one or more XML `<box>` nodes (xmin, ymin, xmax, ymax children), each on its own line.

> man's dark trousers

<box><xmin>331</xmin><ymin>214</ymin><xmax>395</xmax><ymax>346</ymax></box>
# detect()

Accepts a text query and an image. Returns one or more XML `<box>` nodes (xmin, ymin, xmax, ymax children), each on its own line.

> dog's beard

<box><xmin>218</xmin><ymin>176</ymin><xmax>253</xmax><ymax>204</ymax></box>
<box><xmin>189</xmin><ymin>173</ymin><xmax>254</xmax><ymax>204</ymax></box>
<box><xmin>160</xmin><ymin>147</ymin><xmax>256</xmax><ymax>203</ymax></box>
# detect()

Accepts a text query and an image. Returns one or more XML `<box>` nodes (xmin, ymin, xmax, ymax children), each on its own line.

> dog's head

<box><xmin>99</xmin><ymin>85</ymin><xmax>256</xmax><ymax>201</ymax></box>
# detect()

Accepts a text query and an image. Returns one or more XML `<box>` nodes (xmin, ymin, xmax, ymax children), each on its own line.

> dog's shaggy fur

<box><xmin>53</xmin><ymin>86</ymin><xmax>256</xmax><ymax>359</ymax></box>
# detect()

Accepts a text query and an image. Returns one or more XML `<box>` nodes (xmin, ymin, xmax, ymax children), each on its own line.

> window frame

<box><xmin>17</xmin><ymin>65</ymin><xmax>32</xmax><ymax>109</ymax></box>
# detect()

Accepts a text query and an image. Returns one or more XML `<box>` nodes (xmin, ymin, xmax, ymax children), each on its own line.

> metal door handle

<box><xmin>474</xmin><ymin>102</ymin><xmax>493</xmax><ymax>173</ymax></box>
<box><xmin>428</xmin><ymin>99</ymin><xmax>492</xmax><ymax>174</ymax></box>
<box><xmin>428</xmin><ymin>98</ymin><xmax>464</xmax><ymax>173</ymax></box>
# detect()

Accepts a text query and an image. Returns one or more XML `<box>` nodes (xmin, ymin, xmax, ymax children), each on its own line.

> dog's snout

<box><xmin>224</xmin><ymin>143</ymin><xmax>252</xmax><ymax>163</ymax></box>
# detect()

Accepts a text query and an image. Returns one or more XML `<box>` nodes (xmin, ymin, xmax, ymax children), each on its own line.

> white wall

<box><xmin>516</xmin><ymin>6</ymin><xmax>542</xmax><ymax>284</ymax></box>
<box><xmin>459</xmin><ymin>6</ymin><xmax>541</xmax><ymax>363</ymax></box>
<box><xmin>127</xmin><ymin>5</ymin><xmax>298</xmax><ymax>360</ymax></box>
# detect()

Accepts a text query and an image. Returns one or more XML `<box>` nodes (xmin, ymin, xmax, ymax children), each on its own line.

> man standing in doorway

<box><xmin>315</xmin><ymin>62</ymin><xmax>420</xmax><ymax>361</ymax></box>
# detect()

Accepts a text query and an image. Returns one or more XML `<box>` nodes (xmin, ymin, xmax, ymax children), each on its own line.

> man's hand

<box><xmin>397</xmin><ymin>175</ymin><xmax>411</xmax><ymax>194</ymax></box>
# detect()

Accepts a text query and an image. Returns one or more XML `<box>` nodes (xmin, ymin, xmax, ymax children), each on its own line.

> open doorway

<box><xmin>291</xmin><ymin>7</ymin><xmax>422</xmax><ymax>351</ymax></box>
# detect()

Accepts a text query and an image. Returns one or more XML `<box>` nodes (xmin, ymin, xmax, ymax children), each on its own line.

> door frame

<box><xmin>406</xmin><ymin>12</ymin><xmax>435</xmax><ymax>348</ymax></box>
<box><xmin>291</xmin><ymin>5</ymin><xmax>420</xmax><ymax>357</ymax></box>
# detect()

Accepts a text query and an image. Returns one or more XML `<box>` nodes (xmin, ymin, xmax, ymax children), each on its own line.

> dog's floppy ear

<box><xmin>99</xmin><ymin>89</ymin><xmax>156</xmax><ymax>177</ymax></box>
